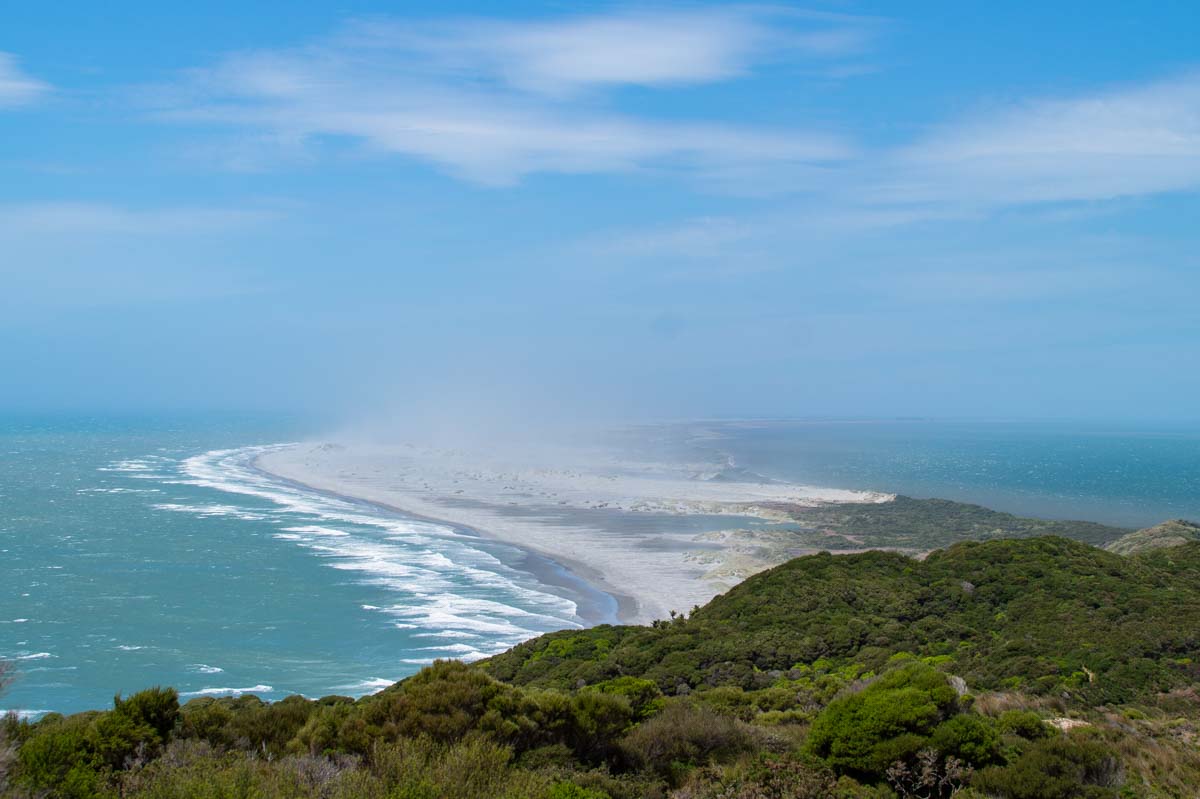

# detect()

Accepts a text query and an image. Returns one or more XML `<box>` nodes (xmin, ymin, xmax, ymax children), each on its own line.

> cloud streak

<box><xmin>150</xmin><ymin>8</ymin><xmax>868</xmax><ymax>185</ymax></box>
<box><xmin>885</xmin><ymin>72</ymin><xmax>1200</xmax><ymax>206</ymax></box>
<box><xmin>152</xmin><ymin>6</ymin><xmax>1200</xmax><ymax>213</ymax></box>
<box><xmin>586</xmin><ymin>70</ymin><xmax>1200</xmax><ymax>270</ymax></box>
<box><xmin>0</xmin><ymin>52</ymin><xmax>49</xmax><ymax>107</ymax></box>
<box><xmin>349</xmin><ymin>8</ymin><xmax>873</xmax><ymax>96</ymax></box>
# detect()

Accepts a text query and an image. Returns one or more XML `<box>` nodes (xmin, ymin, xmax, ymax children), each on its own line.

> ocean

<box><xmin>665</xmin><ymin>419</ymin><xmax>1200</xmax><ymax>529</ymax></box>
<box><xmin>0</xmin><ymin>414</ymin><xmax>597</xmax><ymax>716</ymax></box>
<box><xmin>3</xmin><ymin>414</ymin><xmax>1199</xmax><ymax>716</ymax></box>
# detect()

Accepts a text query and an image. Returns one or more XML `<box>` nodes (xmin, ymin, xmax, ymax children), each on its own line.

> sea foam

<box><xmin>144</xmin><ymin>445</ymin><xmax>582</xmax><ymax>658</ymax></box>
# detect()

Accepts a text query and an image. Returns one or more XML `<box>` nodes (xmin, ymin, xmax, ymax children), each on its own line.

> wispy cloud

<box><xmin>585</xmin><ymin>70</ymin><xmax>1200</xmax><ymax>270</ymax></box>
<box><xmin>348</xmin><ymin>8</ymin><xmax>875</xmax><ymax>96</ymax></box>
<box><xmin>885</xmin><ymin>72</ymin><xmax>1200</xmax><ymax>206</ymax></box>
<box><xmin>148</xmin><ymin>8</ymin><xmax>871</xmax><ymax>185</ymax></box>
<box><xmin>0</xmin><ymin>52</ymin><xmax>49</xmax><ymax>107</ymax></box>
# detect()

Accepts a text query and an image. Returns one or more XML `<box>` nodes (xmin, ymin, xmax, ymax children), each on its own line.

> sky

<box><xmin>1</xmin><ymin>1</ymin><xmax>1198</xmax><ymax>423</ymax></box>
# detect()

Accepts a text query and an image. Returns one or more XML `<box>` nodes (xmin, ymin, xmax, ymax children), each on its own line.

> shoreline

<box><xmin>254</xmin><ymin>441</ymin><xmax>893</xmax><ymax>625</ymax></box>
<box><xmin>247</xmin><ymin>459</ymin><xmax>634</xmax><ymax>626</ymax></box>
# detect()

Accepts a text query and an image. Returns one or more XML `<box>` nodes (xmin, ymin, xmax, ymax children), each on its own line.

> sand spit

<box><xmin>256</xmin><ymin>442</ymin><xmax>893</xmax><ymax>624</ymax></box>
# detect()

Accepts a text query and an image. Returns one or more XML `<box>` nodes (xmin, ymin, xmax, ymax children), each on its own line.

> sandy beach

<box><xmin>256</xmin><ymin>441</ymin><xmax>892</xmax><ymax>624</ymax></box>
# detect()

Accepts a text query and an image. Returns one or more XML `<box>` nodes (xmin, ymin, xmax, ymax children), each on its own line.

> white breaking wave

<box><xmin>137</xmin><ymin>445</ymin><xmax>582</xmax><ymax>657</ymax></box>
<box><xmin>191</xmin><ymin>664</ymin><xmax>224</xmax><ymax>674</ymax></box>
<box><xmin>181</xmin><ymin>684</ymin><xmax>274</xmax><ymax>698</ymax></box>
<box><xmin>337</xmin><ymin>677</ymin><xmax>397</xmax><ymax>692</ymax></box>
<box><xmin>1</xmin><ymin>709</ymin><xmax>51</xmax><ymax>720</ymax></box>
<box><xmin>282</xmin><ymin>525</ymin><xmax>349</xmax><ymax>537</ymax></box>
<box><xmin>152</xmin><ymin>503</ymin><xmax>269</xmax><ymax>521</ymax></box>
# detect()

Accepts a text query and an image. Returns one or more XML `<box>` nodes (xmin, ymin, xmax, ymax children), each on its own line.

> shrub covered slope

<box><xmin>486</xmin><ymin>537</ymin><xmax>1200</xmax><ymax>705</ymax></box>
<box><xmin>5</xmin><ymin>536</ymin><xmax>1200</xmax><ymax>799</ymax></box>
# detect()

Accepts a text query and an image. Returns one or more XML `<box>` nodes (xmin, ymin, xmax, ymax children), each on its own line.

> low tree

<box><xmin>805</xmin><ymin>660</ymin><xmax>962</xmax><ymax>776</ymax></box>
<box><xmin>0</xmin><ymin>660</ymin><xmax>14</xmax><ymax>786</ymax></box>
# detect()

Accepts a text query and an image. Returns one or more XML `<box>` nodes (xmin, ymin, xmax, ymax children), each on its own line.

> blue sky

<box><xmin>2</xmin><ymin>2</ymin><xmax>1198</xmax><ymax>422</ymax></box>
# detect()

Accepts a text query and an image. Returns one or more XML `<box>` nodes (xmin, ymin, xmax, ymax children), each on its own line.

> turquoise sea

<box><xmin>3</xmin><ymin>414</ymin><xmax>1199</xmax><ymax>716</ymax></box>
<box><xmin>0</xmin><ymin>414</ymin><xmax>600</xmax><ymax>717</ymax></box>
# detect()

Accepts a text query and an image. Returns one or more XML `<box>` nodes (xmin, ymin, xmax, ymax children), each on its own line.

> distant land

<box><xmin>1104</xmin><ymin>519</ymin><xmax>1200</xmax><ymax>555</ymax></box>
<box><xmin>257</xmin><ymin>441</ymin><xmax>1136</xmax><ymax>625</ymax></box>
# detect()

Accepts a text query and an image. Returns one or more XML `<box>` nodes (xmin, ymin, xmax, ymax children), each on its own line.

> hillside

<box><xmin>6</xmin><ymin>536</ymin><xmax>1200</xmax><ymax>799</ymax></box>
<box><xmin>484</xmin><ymin>536</ymin><xmax>1200</xmax><ymax>705</ymax></box>
<box><xmin>1105</xmin><ymin>519</ymin><xmax>1200</xmax><ymax>556</ymax></box>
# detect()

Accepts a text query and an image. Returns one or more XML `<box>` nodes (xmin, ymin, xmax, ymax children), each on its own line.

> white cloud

<box><xmin>887</xmin><ymin>73</ymin><xmax>1200</xmax><ymax>205</ymax></box>
<box><xmin>348</xmin><ymin>8</ymin><xmax>868</xmax><ymax>96</ymax></box>
<box><xmin>0</xmin><ymin>52</ymin><xmax>49</xmax><ymax>107</ymax></box>
<box><xmin>150</xmin><ymin>8</ymin><xmax>868</xmax><ymax>185</ymax></box>
<box><xmin>600</xmin><ymin>71</ymin><xmax>1200</xmax><ymax>267</ymax></box>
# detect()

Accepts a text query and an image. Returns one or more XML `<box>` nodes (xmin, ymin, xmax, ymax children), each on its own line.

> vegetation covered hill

<box><xmin>1104</xmin><ymin>519</ymin><xmax>1200</xmax><ymax>556</ymax></box>
<box><xmin>6</xmin><ymin>536</ymin><xmax>1200</xmax><ymax>799</ymax></box>
<box><xmin>789</xmin><ymin>496</ymin><xmax>1129</xmax><ymax>550</ymax></box>
<box><xmin>485</xmin><ymin>536</ymin><xmax>1200</xmax><ymax>706</ymax></box>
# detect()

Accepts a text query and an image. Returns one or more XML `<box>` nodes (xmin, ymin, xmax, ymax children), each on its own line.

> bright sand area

<box><xmin>256</xmin><ymin>442</ymin><xmax>893</xmax><ymax>625</ymax></box>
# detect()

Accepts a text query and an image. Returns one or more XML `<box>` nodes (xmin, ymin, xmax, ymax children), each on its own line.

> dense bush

<box><xmin>669</xmin><ymin>753</ymin><xmax>836</xmax><ymax>799</ymax></box>
<box><xmin>12</xmin><ymin>687</ymin><xmax>179</xmax><ymax>798</ymax></box>
<box><xmin>619</xmin><ymin>702</ymin><xmax>764</xmax><ymax>783</ymax></box>
<box><xmin>485</xmin><ymin>538</ymin><xmax>1200</xmax><ymax>707</ymax></box>
<box><xmin>9</xmin><ymin>537</ymin><xmax>1200</xmax><ymax>798</ymax></box>
<box><xmin>972</xmin><ymin>734</ymin><xmax>1123</xmax><ymax>798</ymax></box>
<box><xmin>806</xmin><ymin>657</ymin><xmax>1003</xmax><ymax>777</ymax></box>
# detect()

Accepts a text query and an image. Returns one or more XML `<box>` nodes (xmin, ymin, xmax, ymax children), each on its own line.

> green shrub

<box><xmin>14</xmin><ymin>687</ymin><xmax>179</xmax><ymax>798</ymax></box>
<box><xmin>584</xmin><ymin>677</ymin><xmax>664</xmax><ymax>721</ymax></box>
<box><xmin>972</xmin><ymin>734</ymin><xmax>1123</xmax><ymax>798</ymax></box>
<box><xmin>14</xmin><ymin>714</ymin><xmax>108</xmax><ymax>799</ymax></box>
<box><xmin>929</xmin><ymin>714</ymin><xmax>1001</xmax><ymax>766</ymax></box>
<box><xmin>546</xmin><ymin>782</ymin><xmax>611</xmax><ymax>799</ymax></box>
<box><xmin>359</xmin><ymin>661</ymin><xmax>543</xmax><ymax>748</ymax></box>
<box><xmin>997</xmin><ymin>710</ymin><xmax>1052</xmax><ymax>740</ymax></box>
<box><xmin>671</xmin><ymin>753</ymin><xmax>836</xmax><ymax>799</ymax></box>
<box><xmin>619</xmin><ymin>702</ymin><xmax>761</xmax><ymax>782</ymax></box>
<box><xmin>369</xmin><ymin>737</ymin><xmax>552</xmax><ymax>799</ymax></box>
<box><xmin>805</xmin><ymin>661</ymin><xmax>959</xmax><ymax>775</ymax></box>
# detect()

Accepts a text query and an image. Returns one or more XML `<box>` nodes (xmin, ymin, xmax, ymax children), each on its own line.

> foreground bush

<box><xmin>973</xmin><ymin>734</ymin><xmax>1123</xmax><ymax>799</ymax></box>
<box><xmin>10</xmin><ymin>538</ymin><xmax>1200</xmax><ymax>797</ymax></box>
<box><xmin>805</xmin><ymin>660</ymin><xmax>968</xmax><ymax>775</ymax></box>
<box><xmin>619</xmin><ymin>702</ymin><xmax>765</xmax><ymax>783</ymax></box>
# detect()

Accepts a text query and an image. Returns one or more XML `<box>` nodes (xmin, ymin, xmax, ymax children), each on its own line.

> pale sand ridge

<box><xmin>256</xmin><ymin>442</ymin><xmax>893</xmax><ymax>624</ymax></box>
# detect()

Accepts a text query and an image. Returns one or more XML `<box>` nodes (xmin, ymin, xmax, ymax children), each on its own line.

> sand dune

<box><xmin>256</xmin><ymin>442</ymin><xmax>892</xmax><ymax>624</ymax></box>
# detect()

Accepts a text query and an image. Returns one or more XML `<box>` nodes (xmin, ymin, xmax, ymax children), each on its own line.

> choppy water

<box><xmin>0</xmin><ymin>414</ymin><xmax>600</xmax><ymax>716</ymax></box>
